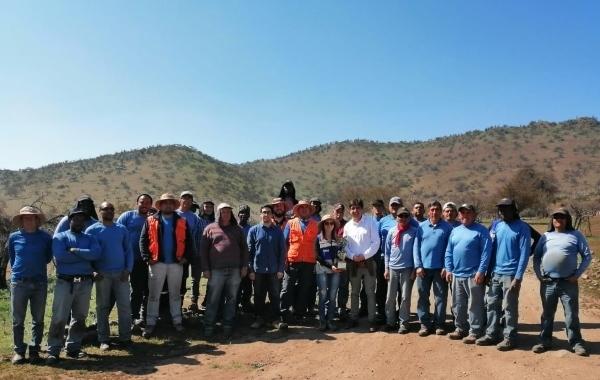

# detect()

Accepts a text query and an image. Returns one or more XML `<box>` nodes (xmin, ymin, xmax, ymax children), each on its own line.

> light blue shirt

<box><xmin>534</xmin><ymin>230</ymin><xmax>592</xmax><ymax>279</ymax></box>
<box><xmin>490</xmin><ymin>219</ymin><xmax>531</xmax><ymax>279</ymax></box>
<box><xmin>444</xmin><ymin>223</ymin><xmax>492</xmax><ymax>278</ymax></box>
<box><xmin>384</xmin><ymin>224</ymin><xmax>417</xmax><ymax>270</ymax></box>
<box><xmin>413</xmin><ymin>219</ymin><xmax>453</xmax><ymax>270</ymax></box>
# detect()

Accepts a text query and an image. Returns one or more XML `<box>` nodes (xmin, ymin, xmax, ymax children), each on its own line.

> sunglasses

<box><xmin>100</xmin><ymin>207</ymin><xmax>114</xmax><ymax>211</ymax></box>
<box><xmin>397</xmin><ymin>214</ymin><xmax>410</xmax><ymax>218</ymax></box>
<box><xmin>324</xmin><ymin>221</ymin><xmax>335</xmax><ymax>226</ymax></box>
<box><xmin>553</xmin><ymin>214</ymin><xmax>566</xmax><ymax>220</ymax></box>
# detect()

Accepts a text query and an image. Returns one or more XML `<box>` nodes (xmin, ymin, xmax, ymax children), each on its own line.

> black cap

<box><xmin>68</xmin><ymin>208</ymin><xmax>87</xmax><ymax>219</ymax></box>
<box><xmin>371</xmin><ymin>199</ymin><xmax>385</xmax><ymax>208</ymax></box>
<box><xmin>496</xmin><ymin>198</ymin><xmax>516</xmax><ymax>207</ymax></box>
<box><xmin>238</xmin><ymin>204</ymin><xmax>250</xmax><ymax>213</ymax></box>
<box><xmin>396</xmin><ymin>207</ymin><xmax>411</xmax><ymax>217</ymax></box>
<box><xmin>458</xmin><ymin>203</ymin><xmax>477</xmax><ymax>213</ymax></box>
<box><xmin>202</xmin><ymin>200</ymin><xmax>214</xmax><ymax>205</ymax></box>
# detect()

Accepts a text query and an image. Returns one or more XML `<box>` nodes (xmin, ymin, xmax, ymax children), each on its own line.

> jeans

<box><xmin>96</xmin><ymin>271</ymin><xmax>132</xmax><ymax>342</ymax></box>
<box><xmin>280</xmin><ymin>262</ymin><xmax>315</xmax><ymax>318</ymax></box>
<box><xmin>317</xmin><ymin>272</ymin><xmax>340</xmax><ymax>322</ymax></box>
<box><xmin>416</xmin><ymin>268</ymin><xmax>448</xmax><ymax>329</ymax></box>
<box><xmin>10</xmin><ymin>280</ymin><xmax>47</xmax><ymax>355</ymax></box>
<box><xmin>204</xmin><ymin>268</ymin><xmax>242</xmax><ymax>329</ymax></box>
<box><xmin>47</xmin><ymin>278</ymin><xmax>93</xmax><ymax>356</ymax></box>
<box><xmin>452</xmin><ymin>276</ymin><xmax>485</xmax><ymax>336</ymax></box>
<box><xmin>385</xmin><ymin>268</ymin><xmax>414</xmax><ymax>326</ymax></box>
<box><xmin>539</xmin><ymin>279</ymin><xmax>583</xmax><ymax>346</ymax></box>
<box><xmin>485</xmin><ymin>273</ymin><xmax>519</xmax><ymax>340</ymax></box>
<box><xmin>238</xmin><ymin>275</ymin><xmax>253</xmax><ymax>308</ymax></box>
<box><xmin>130</xmin><ymin>260</ymin><xmax>148</xmax><ymax>321</ymax></box>
<box><xmin>147</xmin><ymin>262</ymin><xmax>183</xmax><ymax>326</ymax></box>
<box><xmin>350</xmin><ymin>265</ymin><xmax>376</xmax><ymax>322</ymax></box>
<box><xmin>253</xmin><ymin>273</ymin><xmax>281</xmax><ymax>320</ymax></box>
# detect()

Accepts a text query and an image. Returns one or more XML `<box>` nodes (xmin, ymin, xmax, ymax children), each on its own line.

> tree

<box><xmin>495</xmin><ymin>167</ymin><xmax>558</xmax><ymax>216</ymax></box>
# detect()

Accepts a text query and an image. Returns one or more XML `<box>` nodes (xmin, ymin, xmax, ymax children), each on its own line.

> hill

<box><xmin>1</xmin><ymin>117</ymin><xmax>599</xmax><ymax>217</ymax></box>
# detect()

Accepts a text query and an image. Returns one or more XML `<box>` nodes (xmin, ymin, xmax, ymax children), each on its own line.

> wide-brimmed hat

<box><xmin>271</xmin><ymin>197</ymin><xmax>284</xmax><ymax>205</ymax></box>
<box><xmin>155</xmin><ymin>193</ymin><xmax>180</xmax><ymax>208</ymax></box>
<box><xmin>318</xmin><ymin>214</ymin><xmax>340</xmax><ymax>230</ymax></box>
<box><xmin>12</xmin><ymin>206</ymin><xmax>46</xmax><ymax>226</ymax></box>
<box><xmin>293</xmin><ymin>200</ymin><xmax>315</xmax><ymax>216</ymax></box>
<box><xmin>217</xmin><ymin>202</ymin><xmax>233</xmax><ymax>212</ymax></box>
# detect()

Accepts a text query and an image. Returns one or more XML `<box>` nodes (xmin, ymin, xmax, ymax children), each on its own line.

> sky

<box><xmin>1</xmin><ymin>1</ymin><xmax>599</xmax><ymax>170</ymax></box>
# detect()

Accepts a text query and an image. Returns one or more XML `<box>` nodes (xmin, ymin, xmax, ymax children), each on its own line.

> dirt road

<box><xmin>140</xmin><ymin>271</ymin><xmax>600</xmax><ymax>379</ymax></box>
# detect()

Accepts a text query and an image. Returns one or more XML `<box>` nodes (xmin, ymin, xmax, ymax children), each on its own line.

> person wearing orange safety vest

<box><xmin>280</xmin><ymin>200</ymin><xmax>319</xmax><ymax>323</ymax></box>
<box><xmin>140</xmin><ymin>193</ymin><xmax>193</xmax><ymax>338</ymax></box>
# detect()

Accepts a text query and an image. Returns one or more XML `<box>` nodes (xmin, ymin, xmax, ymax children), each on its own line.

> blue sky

<box><xmin>1</xmin><ymin>1</ymin><xmax>598</xmax><ymax>170</ymax></box>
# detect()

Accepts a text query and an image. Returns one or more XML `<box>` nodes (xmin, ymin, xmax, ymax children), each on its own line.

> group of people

<box><xmin>5</xmin><ymin>183</ymin><xmax>593</xmax><ymax>366</ymax></box>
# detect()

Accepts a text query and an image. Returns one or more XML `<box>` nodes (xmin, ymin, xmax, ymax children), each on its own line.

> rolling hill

<box><xmin>1</xmin><ymin>117</ymin><xmax>599</xmax><ymax>217</ymax></box>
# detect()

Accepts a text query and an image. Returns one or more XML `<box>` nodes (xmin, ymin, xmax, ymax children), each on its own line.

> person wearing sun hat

<box><xmin>53</xmin><ymin>194</ymin><xmax>99</xmax><ymax>236</ymax></box>
<box><xmin>280</xmin><ymin>200</ymin><xmax>319</xmax><ymax>323</ymax></box>
<box><xmin>7</xmin><ymin>206</ymin><xmax>53</xmax><ymax>364</ymax></box>
<box><xmin>200</xmin><ymin>202</ymin><xmax>250</xmax><ymax>338</ymax></box>
<box><xmin>140</xmin><ymin>193</ymin><xmax>194</xmax><ymax>338</ymax></box>
<box><xmin>315</xmin><ymin>213</ymin><xmax>343</xmax><ymax>331</ymax></box>
<box><xmin>532</xmin><ymin>207</ymin><xmax>592</xmax><ymax>357</ymax></box>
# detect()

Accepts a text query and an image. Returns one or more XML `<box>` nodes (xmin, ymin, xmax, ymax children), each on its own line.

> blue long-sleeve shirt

<box><xmin>533</xmin><ymin>230</ymin><xmax>592</xmax><ymax>279</ymax></box>
<box><xmin>247</xmin><ymin>223</ymin><xmax>286</xmax><ymax>274</ymax></box>
<box><xmin>116</xmin><ymin>210</ymin><xmax>147</xmax><ymax>261</ymax></box>
<box><xmin>384</xmin><ymin>224</ymin><xmax>417</xmax><ymax>270</ymax></box>
<box><xmin>53</xmin><ymin>215</ymin><xmax>97</xmax><ymax>237</ymax></box>
<box><xmin>444</xmin><ymin>223</ymin><xmax>492</xmax><ymax>278</ymax></box>
<box><xmin>413</xmin><ymin>219</ymin><xmax>453</xmax><ymax>270</ymax></box>
<box><xmin>52</xmin><ymin>230</ymin><xmax>102</xmax><ymax>275</ymax></box>
<box><xmin>490</xmin><ymin>219</ymin><xmax>531</xmax><ymax>280</ymax></box>
<box><xmin>177</xmin><ymin>209</ymin><xmax>207</xmax><ymax>254</ymax></box>
<box><xmin>85</xmin><ymin>222</ymin><xmax>133</xmax><ymax>273</ymax></box>
<box><xmin>7</xmin><ymin>229</ymin><xmax>53</xmax><ymax>282</ymax></box>
<box><xmin>379</xmin><ymin>214</ymin><xmax>419</xmax><ymax>256</ymax></box>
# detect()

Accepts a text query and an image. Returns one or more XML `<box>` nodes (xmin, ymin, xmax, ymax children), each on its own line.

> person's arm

<box><xmin>532</xmin><ymin>235</ymin><xmax>545</xmax><ymax>279</ymax></box>
<box><xmin>574</xmin><ymin>231</ymin><xmax>592</xmax><ymax>278</ymax></box>
<box><xmin>183</xmin><ymin>220</ymin><xmax>193</xmax><ymax>263</ymax></box>
<box><xmin>200</xmin><ymin>227</ymin><xmax>211</xmax><ymax>273</ymax></box>
<box><xmin>239</xmin><ymin>228</ymin><xmax>250</xmax><ymax>270</ymax></box>
<box><xmin>444</xmin><ymin>231</ymin><xmax>454</xmax><ymax>273</ymax></box>
<box><xmin>139</xmin><ymin>220</ymin><xmax>150</xmax><ymax>263</ymax></box>
<box><xmin>342</xmin><ymin>224</ymin><xmax>353</xmax><ymax>259</ymax></box>
<box><xmin>362</xmin><ymin>219</ymin><xmax>381</xmax><ymax>259</ymax></box>
<box><xmin>53</xmin><ymin>216</ymin><xmax>69</xmax><ymax>237</ymax></box>
<box><xmin>477</xmin><ymin>229</ymin><xmax>492</xmax><ymax>275</ymax></box>
<box><xmin>44</xmin><ymin>233</ymin><xmax>54</xmax><ymax>264</ymax></box>
<box><xmin>529</xmin><ymin>224</ymin><xmax>542</xmax><ymax>256</ymax></box>
<box><xmin>283</xmin><ymin>223</ymin><xmax>291</xmax><ymax>252</ymax></box>
<box><xmin>52</xmin><ymin>235</ymin><xmax>81</xmax><ymax>263</ymax></box>
<box><xmin>71</xmin><ymin>235</ymin><xmax>101</xmax><ymax>261</ymax></box>
<box><xmin>413</xmin><ymin>227</ymin><xmax>423</xmax><ymax>269</ymax></box>
<box><xmin>515</xmin><ymin>223</ymin><xmax>532</xmax><ymax>280</ymax></box>
<box><xmin>7</xmin><ymin>236</ymin><xmax>15</xmax><ymax>268</ymax></box>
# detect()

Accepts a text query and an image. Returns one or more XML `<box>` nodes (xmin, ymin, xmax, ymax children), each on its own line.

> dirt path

<box><xmin>144</xmin><ymin>270</ymin><xmax>600</xmax><ymax>379</ymax></box>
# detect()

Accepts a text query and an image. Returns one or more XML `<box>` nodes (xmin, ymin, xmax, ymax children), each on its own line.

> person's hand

<box><xmin>241</xmin><ymin>266</ymin><xmax>248</xmax><ymax>278</ymax></box>
<box><xmin>567</xmin><ymin>275</ymin><xmax>579</xmax><ymax>284</ymax></box>
<box><xmin>384</xmin><ymin>270</ymin><xmax>390</xmax><ymax>281</ymax></box>
<box><xmin>440</xmin><ymin>268</ymin><xmax>447</xmax><ymax>278</ymax></box>
<box><xmin>203</xmin><ymin>271</ymin><xmax>211</xmax><ymax>280</ymax></box>
<box><xmin>353</xmin><ymin>254</ymin><xmax>365</xmax><ymax>262</ymax></box>
<box><xmin>120</xmin><ymin>270</ymin><xmax>129</xmax><ymax>282</ymax></box>
<box><xmin>248</xmin><ymin>272</ymin><xmax>255</xmax><ymax>281</ymax></box>
<box><xmin>416</xmin><ymin>268</ymin><xmax>425</xmax><ymax>278</ymax></box>
<box><xmin>474</xmin><ymin>272</ymin><xmax>485</xmax><ymax>285</ymax></box>
<box><xmin>445</xmin><ymin>272</ymin><xmax>453</xmax><ymax>283</ymax></box>
<box><xmin>509</xmin><ymin>278</ymin><xmax>522</xmax><ymax>292</ymax></box>
<box><xmin>331</xmin><ymin>266</ymin><xmax>343</xmax><ymax>273</ymax></box>
<box><xmin>276</xmin><ymin>272</ymin><xmax>284</xmax><ymax>280</ymax></box>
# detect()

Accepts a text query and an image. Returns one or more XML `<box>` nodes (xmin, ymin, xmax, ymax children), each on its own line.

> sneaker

<box><xmin>448</xmin><ymin>329</ymin><xmax>467</xmax><ymax>340</ymax></box>
<box><xmin>435</xmin><ymin>328</ymin><xmax>447</xmax><ymax>336</ymax></box>
<box><xmin>99</xmin><ymin>342</ymin><xmax>110</xmax><ymax>351</ymax></box>
<box><xmin>66</xmin><ymin>350</ymin><xmax>87</xmax><ymax>359</ymax></box>
<box><xmin>142</xmin><ymin>324</ymin><xmax>155</xmax><ymax>338</ymax></box>
<box><xmin>327</xmin><ymin>321</ymin><xmax>338</xmax><ymax>331</ymax></box>
<box><xmin>11</xmin><ymin>353</ymin><xmax>26</xmax><ymax>365</ymax></box>
<box><xmin>532</xmin><ymin>343</ymin><xmax>549</xmax><ymax>354</ymax></box>
<box><xmin>398</xmin><ymin>324</ymin><xmax>409</xmax><ymax>334</ymax></box>
<box><xmin>573</xmin><ymin>343</ymin><xmax>589</xmax><ymax>357</ymax></box>
<box><xmin>463</xmin><ymin>334</ymin><xmax>479</xmax><ymax>344</ymax></box>
<box><xmin>251</xmin><ymin>318</ymin><xmax>264</xmax><ymax>329</ymax></box>
<box><xmin>174</xmin><ymin>324</ymin><xmax>184</xmax><ymax>332</ymax></box>
<box><xmin>318</xmin><ymin>320</ymin><xmax>327</xmax><ymax>331</ymax></box>
<box><xmin>418</xmin><ymin>325</ymin><xmax>431</xmax><ymax>337</ymax></box>
<box><xmin>45</xmin><ymin>354</ymin><xmax>59</xmax><ymax>365</ymax></box>
<box><xmin>496</xmin><ymin>339</ymin><xmax>515</xmax><ymax>351</ymax></box>
<box><xmin>345</xmin><ymin>319</ymin><xmax>358</xmax><ymax>330</ymax></box>
<box><xmin>475</xmin><ymin>335</ymin><xmax>497</xmax><ymax>346</ymax></box>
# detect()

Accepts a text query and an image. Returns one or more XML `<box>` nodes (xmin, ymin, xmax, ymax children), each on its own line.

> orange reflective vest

<box><xmin>147</xmin><ymin>216</ymin><xmax>187</xmax><ymax>264</ymax></box>
<box><xmin>287</xmin><ymin>218</ymin><xmax>318</xmax><ymax>263</ymax></box>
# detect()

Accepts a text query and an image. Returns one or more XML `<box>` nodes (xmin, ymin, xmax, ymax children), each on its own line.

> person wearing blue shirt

<box><xmin>7</xmin><ymin>206</ymin><xmax>53</xmax><ymax>364</ymax></box>
<box><xmin>116</xmin><ymin>193</ymin><xmax>153</xmax><ymax>328</ymax></box>
<box><xmin>443</xmin><ymin>202</ymin><xmax>461</xmax><ymax>228</ymax></box>
<box><xmin>532</xmin><ymin>208</ymin><xmax>592</xmax><ymax>357</ymax></box>
<box><xmin>47</xmin><ymin>208</ymin><xmax>102</xmax><ymax>364</ymax></box>
<box><xmin>476</xmin><ymin>198</ymin><xmax>530</xmax><ymax>350</ymax></box>
<box><xmin>53</xmin><ymin>194</ymin><xmax>98</xmax><ymax>236</ymax></box>
<box><xmin>86</xmin><ymin>202</ymin><xmax>133</xmax><ymax>350</ymax></box>
<box><xmin>444</xmin><ymin>203</ymin><xmax>492</xmax><ymax>344</ymax></box>
<box><xmin>384</xmin><ymin>207</ymin><xmax>417</xmax><ymax>333</ymax></box>
<box><xmin>247</xmin><ymin>205</ymin><xmax>287</xmax><ymax>330</ymax></box>
<box><xmin>413</xmin><ymin>201</ymin><xmax>453</xmax><ymax>336</ymax></box>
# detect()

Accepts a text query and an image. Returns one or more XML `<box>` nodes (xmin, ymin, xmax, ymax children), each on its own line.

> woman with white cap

<box><xmin>315</xmin><ymin>214</ymin><xmax>343</xmax><ymax>331</ymax></box>
<box><xmin>7</xmin><ymin>206</ymin><xmax>52</xmax><ymax>364</ymax></box>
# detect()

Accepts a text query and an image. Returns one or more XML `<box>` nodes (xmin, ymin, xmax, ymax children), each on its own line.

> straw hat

<box><xmin>292</xmin><ymin>200</ymin><xmax>315</xmax><ymax>216</ymax></box>
<box><xmin>318</xmin><ymin>214</ymin><xmax>340</xmax><ymax>230</ymax></box>
<box><xmin>12</xmin><ymin>206</ymin><xmax>46</xmax><ymax>226</ymax></box>
<box><xmin>155</xmin><ymin>193</ymin><xmax>181</xmax><ymax>208</ymax></box>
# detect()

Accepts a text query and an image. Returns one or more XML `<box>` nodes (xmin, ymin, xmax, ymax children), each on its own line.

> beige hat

<box><xmin>155</xmin><ymin>193</ymin><xmax>181</xmax><ymax>208</ymax></box>
<box><xmin>217</xmin><ymin>202</ymin><xmax>233</xmax><ymax>212</ymax></box>
<box><xmin>293</xmin><ymin>200</ymin><xmax>316</xmax><ymax>216</ymax></box>
<box><xmin>318</xmin><ymin>214</ymin><xmax>340</xmax><ymax>230</ymax></box>
<box><xmin>12</xmin><ymin>206</ymin><xmax>46</xmax><ymax>226</ymax></box>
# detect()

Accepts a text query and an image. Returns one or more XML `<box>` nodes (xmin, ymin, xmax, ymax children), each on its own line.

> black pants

<box><xmin>338</xmin><ymin>271</ymin><xmax>349</xmax><ymax>310</ymax></box>
<box><xmin>280</xmin><ymin>262</ymin><xmax>315</xmax><ymax>318</ymax></box>
<box><xmin>254</xmin><ymin>273</ymin><xmax>281</xmax><ymax>320</ymax></box>
<box><xmin>237</xmin><ymin>275</ymin><xmax>253</xmax><ymax>309</ymax></box>
<box><xmin>130</xmin><ymin>260</ymin><xmax>149</xmax><ymax>321</ymax></box>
